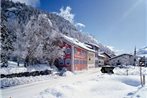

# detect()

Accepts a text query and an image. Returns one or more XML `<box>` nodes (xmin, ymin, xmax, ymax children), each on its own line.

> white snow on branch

<box><xmin>75</xmin><ymin>23</ymin><xmax>85</xmax><ymax>32</ymax></box>
<box><xmin>59</xmin><ymin>6</ymin><xmax>75</xmax><ymax>24</ymax></box>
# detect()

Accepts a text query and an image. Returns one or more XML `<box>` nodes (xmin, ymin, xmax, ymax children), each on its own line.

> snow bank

<box><xmin>36</xmin><ymin>74</ymin><xmax>145</xmax><ymax>98</ymax></box>
<box><xmin>0</xmin><ymin>61</ymin><xmax>53</xmax><ymax>74</ymax></box>
<box><xmin>26</xmin><ymin>64</ymin><xmax>53</xmax><ymax>72</ymax></box>
<box><xmin>114</xmin><ymin>66</ymin><xmax>147</xmax><ymax>75</ymax></box>
<box><xmin>0</xmin><ymin>67</ymin><xmax>27</xmax><ymax>75</ymax></box>
<box><xmin>62</xmin><ymin>71</ymin><xmax>74</xmax><ymax>77</ymax></box>
<box><xmin>0</xmin><ymin>75</ymin><xmax>53</xmax><ymax>88</ymax></box>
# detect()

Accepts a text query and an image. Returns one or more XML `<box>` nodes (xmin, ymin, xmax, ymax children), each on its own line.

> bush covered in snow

<box><xmin>0</xmin><ymin>75</ymin><xmax>53</xmax><ymax>88</ymax></box>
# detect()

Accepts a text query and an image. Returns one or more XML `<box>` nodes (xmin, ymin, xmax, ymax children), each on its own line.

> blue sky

<box><xmin>14</xmin><ymin>0</ymin><xmax>147</xmax><ymax>54</ymax></box>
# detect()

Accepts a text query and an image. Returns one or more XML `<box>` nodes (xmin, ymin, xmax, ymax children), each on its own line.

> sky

<box><xmin>13</xmin><ymin>0</ymin><xmax>147</xmax><ymax>54</ymax></box>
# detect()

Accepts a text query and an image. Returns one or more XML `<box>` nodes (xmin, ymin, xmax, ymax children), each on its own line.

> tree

<box><xmin>1</xmin><ymin>10</ymin><xmax>14</xmax><ymax>67</ymax></box>
<box><xmin>11</xmin><ymin>20</ymin><xmax>27</xmax><ymax>66</ymax></box>
<box><xmin>43</xmin><ymin>30</ymin><xmax>65</xmax><ymax>66</ymax></box>
<box><xmin>24</xmin><ymin>14</ymin><xmax>64</xmax><ymax>67</ymax></box>
<box><xmin>58</xmin><ymin>6</ymin><xmax>74</xmax><ymax>24</ymax></box>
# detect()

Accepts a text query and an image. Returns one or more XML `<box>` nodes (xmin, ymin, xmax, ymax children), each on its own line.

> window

<box><xmin>83</xmin><ymin>60</ymin><xmax>86</xmax><ymax>64</ymax></box>
<box><xmin>74</xmin><ymin>59</ymin><xmax>78</xmax><ymax>64</ymax></box>
<box><xmin>82</xmin><ymin>60</ymin><xmax>84</xmax><ymax>64</ymax></box>
<box><xmin>82</xmin><ymin>50</ymin><xmax>86</xmax><ymax>56</ymax></box>
<box><xmin>59</xmin><ymin>59</ymin><xmax>64</xmax><ymax>65</ymax></box>
<box><xmin>65</xmin><ymin>59</ymin><xmax>71</xmax><ymax>65</ymax></box>
<box><xmin>74</xmin><ymin>48</ymin><xmax>77</xmax><ymax>54</ymax></box>
<box><xmin>65</xmin><ymin>48</ymin><xmax>71</xmax><ymax>54</ymax></box>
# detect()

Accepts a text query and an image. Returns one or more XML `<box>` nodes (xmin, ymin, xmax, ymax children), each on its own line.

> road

<box><xmin>1</xmin><ymin>68</ymin><xmax>100</xmax><ymax>98</ymax></box>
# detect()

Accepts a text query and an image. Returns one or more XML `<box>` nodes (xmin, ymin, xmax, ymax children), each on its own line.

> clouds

<box><xmin>107</xmin><ymin>46</ymin><xmax>123</xmax><ymax>55</ymax></box>
<box><xmin>58</xmin><ymin>6</ymin><xmax>85</xmax><ymax>32</ymax></box>
<box><xmin>12</xmin><ymin>0</ymin><xmax>40</xmax><ymax>7</ymax></box>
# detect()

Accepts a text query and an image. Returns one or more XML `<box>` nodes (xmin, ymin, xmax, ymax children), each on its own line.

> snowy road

<box><xmin>1</xmin><ymin>68</ymin><xmax>100</xmax><ymax>98</ymax></box>
<box><xmin>1</xmin><ymin>68</ymin><xmax>147</xmax><ymax>98</ymax></box>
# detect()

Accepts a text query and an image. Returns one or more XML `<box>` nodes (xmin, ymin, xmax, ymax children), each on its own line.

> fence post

<box><xmin>143</xmin><ymin>75</ymin><xmax>145</xmax><ymax>86</ymax></box>
<box><xmin>140</xmin><ymin>66</ymin><xmax>143</xmax><ymax>86</ymax></box>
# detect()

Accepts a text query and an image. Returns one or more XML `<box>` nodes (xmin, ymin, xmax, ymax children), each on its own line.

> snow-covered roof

<box><xmin>62</xmin><ymin>35</ymin><xmax>95</xmax><ymax>52</ymax></box>
<box><xmin>98</xmin><ymin>54</ymin><xmax>105</xmax><ymax>58</ymax></box>
<box><xmin>85</xmin><ymin>42</ymin><xmax>99</xmax><ymax>48</ymax></box>
<box><xmin>84</xmin><ymin>44</ymin><xmax>93</xmax><ymax>49</ymax></box>
<box><xmin>110</xmin><ymin>53</ymin><xmax>133</xmax><ymax>60</ymax></box>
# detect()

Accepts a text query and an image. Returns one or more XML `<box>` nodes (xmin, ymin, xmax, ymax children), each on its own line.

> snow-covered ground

<box><xmin>0</xmin><ymin>61</ymin><xmax>53</xmax><ymax>75</ymax></box>
<box><xmin>1</xmin><ymin>67</ymin><xmax>147</xmax><ymax>98</ymax></box>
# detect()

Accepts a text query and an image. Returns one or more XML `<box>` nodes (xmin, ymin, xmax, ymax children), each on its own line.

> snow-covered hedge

<box><xmin>1</xmin><ymin>70</ymin><xmax>52</xmax><ymax>78</ymax></box>
<box><xmin>0</xmin><ymin>75</ymin><xmax>54</xmax><ymax>88</ymax></box>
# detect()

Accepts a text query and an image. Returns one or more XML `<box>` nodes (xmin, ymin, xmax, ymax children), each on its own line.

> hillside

<box><xmin>1</xmin><ymin>0</ymin><xmax>115</xmax><ymax>67</ymax></box>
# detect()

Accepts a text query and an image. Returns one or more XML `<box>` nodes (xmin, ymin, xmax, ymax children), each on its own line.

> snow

<box><xmin>98</xmin><ymin>53</ymin><xmax>105</xmax><ymax>58</ymax></box>
<box><xmin>36</xmin><ymin>74</ymin><xmax>147</xmax><ymax>98</ymax></box>
<box><xmin>114</xmin><ymin>66</ymin><xmax>147</xmax><ymax>75</ymax></box>
<box><xmin>0</xmin><ymin>75</ymin><xmax>57</xmax><ymax>88</ymax></box>
<box><xmin>1</xmin><ymin>67</ymin><xmax>147</xmax><ymax>98</ymax></box>
<box><xmin>62</xmin><ymin>71</ymin><xmax>74</xmax><ymax>77</ymax></box>
<box><xmin>0</xmin><ymin>61</ymin><xmax>56</xmax><ymax>88</ymax></box>
<box><xmin>58</xmin><ymin>6</ymin><xmax>74</xmax><ymax>24</ymax></box>
<box><xmin>0</xmin><ymin>61</ymin><xmax>53</xmax><ymax>75</ymax></box>
<box><xmin>62</xmin><ymin>34</ymin><xmax>95</xmax><ymax>52</ymax></box>
<box><xmin>0</xmin><ymin>61</ymin><xmax>27</xmax><ymax>74</ymax></box>
<box><xmin>7</xmin><ymin>7</ymin><xmax>17</xmax><ymax>11</ymax></box>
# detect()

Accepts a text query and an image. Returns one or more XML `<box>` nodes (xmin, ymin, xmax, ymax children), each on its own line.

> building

<box><xmin>85</xmin><ymin>43</ymin><xmax>112</xmax><ymax>66</ymax></box>
<box><xmin>138</xmin><ymin>54</ymin><xmax>147</xmax><ymax>67</ymax></box>
<box><xmin>109</xmin><ymin>54</ymin><xmax>135</xmax><ymax>66</ymax></box>
<box><xmin>85</xmin><ymin>43</ymin><xmax>100</xmax><ymax>67</ymax></box>
<box><xmin>97</xmin><ymin>53</ymin><xmax>105</xmax><ymax>66</ymax></box>
<box><xmin>100</xmin><ymin>52</ymin><xmax>112</xmax><ymax>65</ymax></box>
<box><xmin>87</xmin><ymin>51</ymin><xmax>95</xmax><ymax>68</ymax></box>
<box><xmin>57</xmin><ymin>35</ymin><xmax>95</xmax><ymax>72</ymax></box>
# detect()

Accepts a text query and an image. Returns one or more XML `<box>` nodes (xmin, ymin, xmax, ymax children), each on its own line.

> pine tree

<box><xmin>1</xmin><ymin>10</ymin><xmax>14</xmax><ymax>67</ymax></box>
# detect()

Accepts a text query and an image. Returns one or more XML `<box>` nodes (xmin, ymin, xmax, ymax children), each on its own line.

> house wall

<box><xmin>74</xmin><ymin>47</ymin><xmax>87</xmax><ymax>71</ymax></box>
<box><xmin>87</xmin><ymin>51</ymin><xmax>95</xmax><ymax>68</ymax></box>
<box><xmin>97</xmin><ymin>56</ymin><xmax>104</xmax><ymax>66</ymax></box>
<box><xmin>109</xmin><ymin>55</ymin><xmax>134</xmax><ymax>66</ymax></box>
<box><xmin>102</xmin><ymin>54</ymin><xmax>111</xmax><ymax>65</ymax></box>
<box><xmin>58</xmin><ymin>41</ymin><xmax>96</xmax><ymax>71</ymax></box>
<box><xmin>58</xmin><ymin>43</ymin><xmax>72</xmax><ymax>71</ymax></box>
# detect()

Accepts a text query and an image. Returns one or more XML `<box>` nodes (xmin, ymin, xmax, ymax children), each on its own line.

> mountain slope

<box><xmin>1</xmin><ymin>0</ymin><xmax>115</xmax><ymax>58</ymax></box>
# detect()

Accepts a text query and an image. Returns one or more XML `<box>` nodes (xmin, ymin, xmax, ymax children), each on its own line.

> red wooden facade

<box><xmin>58</xmin><ymin>42</ymin><xmax>72</xmax><ymax>71</ymax></box>
<box><xmin>58</xmin><ymin>42</ymin><xmax>88</xmax><ymax>71</ymax></box>
<box><xmin>74</xmin><ymin>47</ymin><xmax>87</xmax><ymax>71</ymax></box>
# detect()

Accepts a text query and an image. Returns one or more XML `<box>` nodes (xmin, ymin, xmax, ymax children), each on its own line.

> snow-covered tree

<box><xmin>1</xmin><ymin>9</ymin><xmax>14</xmax><ymax>67</ymax></box>
<box><xmin>59</xmin><ymin>6</ymin><xmax>74</xmax><ymax>24</ymax></box>
<box><xmin>10</xmin><ymin>20</ymin><xmax>27</xmax><ymax>66</ymax></box>
<box><xmin>43</xmin><ymin>30</ymin><xmax>65</xmax><ymax>66</ymax></box>
<box><xmin>24</xmin><ymin>14</ymin><xmax>64</xmax><ymax>66</ymax></box>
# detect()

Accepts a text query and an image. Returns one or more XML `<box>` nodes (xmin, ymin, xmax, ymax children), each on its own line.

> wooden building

<box><xmin>58</xmin><ymin>35</ymin><xmax>95</xmax><ymax>72</ymax></box>
<box><xmin>85</xmin><ymin>43</ymin><xmax>99</xmax><ymax>67</ymax></box>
